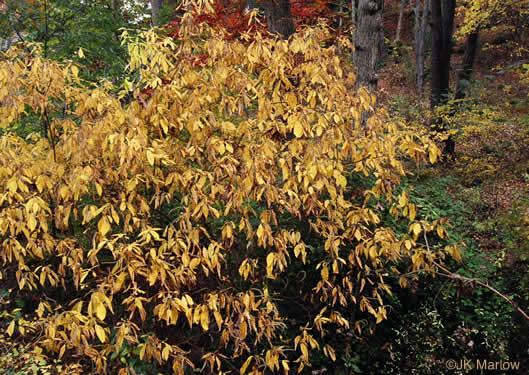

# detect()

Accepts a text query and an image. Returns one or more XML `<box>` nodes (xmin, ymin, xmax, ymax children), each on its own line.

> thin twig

<box><xmin>423</xmin><ymin>231</ymin><xmax>529</xmax><ymax>322</ymax></box>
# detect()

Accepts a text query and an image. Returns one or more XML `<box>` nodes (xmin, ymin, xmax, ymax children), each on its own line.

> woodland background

<box><xmin>0</xmin><ymin>0</ymin><xmax>529</xmax><ymax>374</ymax></box>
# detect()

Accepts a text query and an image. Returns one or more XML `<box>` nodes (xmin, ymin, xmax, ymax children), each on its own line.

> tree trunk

<box><xmin>351</xmin><ymin>0</ymin><xmax>357</xmax><ymax>46</ymax></box>
<box><xmin>430</xmin><ymin>0</ymin><xmax>456</xmax><ymax>156</ymax></box>
<box><xmin>455</xmin><ymin>30</ymin><xmax>479</xmax><ymax>100</ymax></box>
<box><xmin>151</xmin><ymin>0</ymin><xmax>164</xmax><ymax>26</ymax></box>
<box><xmin>260</xmin><ymin>0</ymin><xmax>295</xmax><ymax>39</ymax></box>
<box><xmin>395</xmin><ymin>0</ymin><xmax>405</xmax><ymax>43</ymax></box>
<box><xmin>354</xmin><ymin>0</ymin><xmax>385</xmax><ymax>91</ymax></box>
<box><xmin>415</xmin><ymin>0</ymin><xmax>429</xmax><ymax>93</ymax></box>
<box><xmin>430</xmin><ymin>0</ymin><xmax>454</xmax><ymax>108</ymax></box>
<box><xmin>440</xmin><ymin>0</ymin><xmax>455</xmax><ymax>97</ymax></box>
<box><xmin>338</xmin><ymin>0</ymin><xmax>344</xmax><ymax>29</ymax></box>
<box><xmin>379</xmin><ymin>1</ymin><xmax>385</xmax><ymax>60</ymax></box>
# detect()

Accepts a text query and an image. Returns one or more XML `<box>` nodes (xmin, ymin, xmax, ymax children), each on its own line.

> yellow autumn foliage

<box><xmin>457</xmin><ymin>0</ymin><xmax>529</xmax><ymax>38</ymax></box>
<box><xmin>0</xmin><ymin>13</ymin><xmax>454</xmax><ymax>374</ymax></box>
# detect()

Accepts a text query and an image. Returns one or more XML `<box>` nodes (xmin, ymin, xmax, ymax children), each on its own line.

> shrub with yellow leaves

<box><xmin>0</xmin><ymin>14</ymin><xmax>455</xmax><ymax>375</ymax></box>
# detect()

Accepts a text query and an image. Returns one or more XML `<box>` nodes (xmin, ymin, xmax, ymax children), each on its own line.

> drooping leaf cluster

<box><xmin>0</xmin><ymin>11</ymin><xmax>457</xmax><ymax>374</ymax></box>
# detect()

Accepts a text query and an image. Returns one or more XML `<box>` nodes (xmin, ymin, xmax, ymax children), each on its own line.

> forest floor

<box><xmin>378</xmin><ymin>30</ymin><xmax>529</xmax><ymax>302</ymax></box>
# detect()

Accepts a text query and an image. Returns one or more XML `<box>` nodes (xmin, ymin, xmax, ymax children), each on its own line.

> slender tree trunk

<box><xmin>379</xmin><ymin>1</ymin><xmax>385</xmax><ymax>59</ymax></box>
<box><xmin>430</xmin><ymin>0</ymin><xmax>443</xmax><ymax>107</ymax></box>
<box><xmin>455</xmin><ymin>30</ymin><xmax>479</xmax><ymax>100</ymax></box>
<box><xmin>395</xmin><ymin>0</ymin><xmax>405</xmax><ymax>43</ymax></box>
<box><xmin>339</xmin><ymin>0</ymin><xmax>344</xmax><ymax>29</ymax></box>
<box><xmin>352</xmin><ymin>0</ymin><xmax>357</xmax><ymax>42</ymax></box>
<box><xmin>261</xmin><ymin>0</ymin><xmax>295</xmax><ymax>39</ymax></box>
<box><xmin>354</xmin><ymin>0</ymin><xmax>385</xmax><ymax>91</ymax></box>
<box><xmin>415</xmin><ymin>0</ymin><xmax>429</xmax><ymax>93</ymax></box>
<box><xmin>151</xmin><ymin>0</ymin><xmax>163</xmax><ymax>26</ymax></box>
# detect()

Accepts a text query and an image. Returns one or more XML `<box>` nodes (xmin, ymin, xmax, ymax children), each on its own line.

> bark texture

<box><xmin>394</xmin><ymin>0</ymin><xmax>405</xmax><ymax>43</ymax></box>
<box><xmin>259</xmin><ymin>0</ymin><xmax>295</xmax><ymax>39</ymax></box>
<box><xmin>151</xmin><ymin>0</ymin><xmax>164</xmax><ymax>26</ymax></box>
<box><xmin>430</xmin><ymin>0</ymin><xmax>456</xmax><ymax>156</ymax></box>
<box><xmin>354</xmin><ymin>0</ymin><xmax>385</xmax><ymax>91</ymax></box>
<box><xmin>414</xmin><ymin>0</ymin><xmax>429</xmax><ymax>92</ymax></box>
<box><xmin>430</xmin><ymin>0</ymin><xmax>455</xmax><ymax>108</ymax></box>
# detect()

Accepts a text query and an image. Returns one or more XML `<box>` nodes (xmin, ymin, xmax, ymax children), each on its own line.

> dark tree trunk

<box><xmin>430</xmin><ymin>0</ymin><xmax>455</xmax><ymax>156</ymax></box>
<box><xmin>354</xmin><ymin>0</ymin><xmax>385</xmax><ymax>91</ymax></box>
<box><xmin>260</xmin><ymin>0</ymin><xmax>295</xmax><ymax>39</ymax></box>
<box><xmin>455</xmin><ymin>30</ymin><xmax>479</xmax><ymax>100</ymax></box>
<box><xmin>430</xmin><ymin>0</ymin><xmax>455</xmax><ymax>108</ymax></box>
<box><xmin>440</xmin><ymin>0</ymin><xmax>455</xmax><ymax>95</ymax></box>
<box><xmin>430</xmin><ymin>0</ymin><xmax>443</xmax><ymax>108</ymax></box>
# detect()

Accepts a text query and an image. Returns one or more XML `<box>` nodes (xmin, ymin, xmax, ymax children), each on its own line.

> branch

<box><xmin>495</xmin><ymin>60</ymin><xmax>529</xmax><ymax>75</ymax></box>
<box><xmin>423</xmin><ymin>231</ymin><xmax>529</xmax><ymax>322</ymax></box>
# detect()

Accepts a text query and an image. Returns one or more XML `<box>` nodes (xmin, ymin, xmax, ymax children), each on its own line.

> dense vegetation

<box><xmin>1</xmin><ymin>1</ymin><xmax>528</xmax><ymax>374</ymax></box>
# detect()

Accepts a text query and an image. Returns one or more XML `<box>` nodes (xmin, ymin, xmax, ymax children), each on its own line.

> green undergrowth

<box><xmin>339</xmin><ymin>170</ymin><xmax>528</xmax><ymax>374</ymax></box>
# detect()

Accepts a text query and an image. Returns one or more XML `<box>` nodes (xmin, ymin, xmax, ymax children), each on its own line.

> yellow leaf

<box><xmin>222</xmin><ymin>224</ymin><xmax>233</xmax><ymax>239</ymax></box>
<box><xmin>429</xmin><ymin>144</ymin><xmax>440</xmax><ymax>164</ymax></box>
<box><xmin>146</xmin><ymin>149</ymin><xmax>155</xmax><ymax>166</ymax></box>
<box><xmin>437</xmin><ymin>225</ymin><xmax>445</xmax><ymax>239</ymax></box>
<box><xmin>95</xmin><ymin>182</ymin><xmax>102</xmax><ymax>197</ymax></box>
<box><xmin>160</xmin><ymin>118</ymin><xmax>169</xmax><ymax>134</ymax></box>
<box><xmin>200</xmin><ymin>307</ymin><xmax>209</xmax><ymax>331</ymax></box>
<box><xmin>98</xmin><ymin>217</ymin><xmax>111</xmax><ymax>237</ymax></box>
<box><xmin>409</xmin><ymin>204</ymin><xmax>416</xmax><ymax>221</ymax></box>
<box><xmin>214</xmin><ymin>311</ymin><xmax>223</xmax><ymax>329</ymax></box>
<box><xmin>7</xmin><ymin>177</ymin><xmax>17</xmax><ymax>194</ymax></box>
<box><xmin>189</xmin><ymin>258</ymin><xmax>200</xmax><ymax>270</ymax></box>
<box><xmin>286</xmin><ymin>92</ymin><xmax>297</xmax><ymax>108</ymax></box>
<box><xmin>325</xmin><ymin>345</ymin><xmax>336</xmax><ymax>361</ymax></box>
<box><xmin>240</xmin><ymin>356</ymin><xmax>253</xmax><ymax>375</ymax></box>
<box><xmin>35</xmin><ymin>176</ymin><xmax>46</xmax><ymax>193</ymax></box>
<box><xmin>71</xmin><ymin>65</ymin><xmax>79</xmax><ymax>77</ymax></box>
<box><xmin>95</xmin><ymin>324</ymin><xmax>106</xmax><ymax>343</ymax></box>
<box><xmin>321</xmin><ymin>265</ymin><xmax>329</xmax><ymax>281</ymax></box>
<box><xmin>256</xmin><ymin>224</ymin><xmax>264</xmax><ymax>239</ymax></box>
<box><xmin>95</xmin><ymin>303</ymin><xmax>107</xmax><ymax>321</ymax></box>
<box><xmin>59</xmin><ymin>186</ymin><xmax>69</xmax><ymax>199</ymax></box>
<box><xmin>27</xmin><ymin>214</ymin><xmax>37</xmax><ymax>232</ymax></box>
<box><xmin>78</xmin><ymin>48</ymin><xmax>85</xmax><ymax>58</ymax></box>
<box><xmin>266</xmin><ymin>252</ymin><xmax>275</xmax><ymax>272</ymax></box>
<box><xmin>7</xmin><ymin>320</ymin><xmax>15</xmax><ymax>336</ymax></box>
<box><xmin>162</xmin><ymin>345</ymin><xmax>171</xmax><ymax>361</ymax></box>
<box><xmin>336</xmin><ymin>174</ymin><xmax>347</xmax><ymax>188</ymax></box>
<box><xmin>308</xmin><ymin>165</ymin><xmax>317</xmax><ymax>180</ymax></box>
<box><xmin>240</xmin><ymin>320</ymin><xmax>247</xmax><ymax>339</ymax></box>
<box><xmin>300</xmin><ymin>342</ymin><xmax>309</xmax><ymax>359</ymax></box>
<box><xmin>398</xmin><ymin>191</ymin><xmax>408</xmax><ymax>208</ymax></box>
<box><xmin>411</xmin><ymin>223</ymin><xmax>421</xmax><ymax>237</ymax></box>
<box><xmin>293</xmin><ymin>120</ymin><xmax>304</xmax><ymax>138</ymax></box>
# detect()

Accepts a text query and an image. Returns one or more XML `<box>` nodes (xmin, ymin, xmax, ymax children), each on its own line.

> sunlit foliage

<box><xmin>0</xmin><ymin>6</ymin><xmax>456</xmax><ymax>373</ymax></box>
